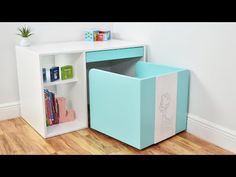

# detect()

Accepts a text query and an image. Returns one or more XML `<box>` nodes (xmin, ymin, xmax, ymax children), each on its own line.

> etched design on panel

<box><xmin>159</xmin><ymin>93</ymin><xmax>173</xmax><ymax>132</ymax></box>
<box><xmin>155</xmin><ymin>74</ymin><xmax>177</xmax><ymax>143</ymax></box>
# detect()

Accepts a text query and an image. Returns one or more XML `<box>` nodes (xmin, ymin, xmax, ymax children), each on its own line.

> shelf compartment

<box><xmin>39</xmin><ymin>52</ymin><xmax>88</xmax><ymax>138</ymax></box>
<box><xmin>46</xmin><ymin>119</ymin><xmax>85</xmax><ymax>138</ymax></box>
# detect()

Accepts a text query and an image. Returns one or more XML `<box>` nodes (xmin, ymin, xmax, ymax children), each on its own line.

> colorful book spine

<box><xmin>44</xmin><ymin>90</ymin><xmax>50</xmax><ymax>126</ymax></box>
<box><xmin>44</xmin><ymin>89</ymin><xmax>52</xmax><ymax>126</ymax></box>
<box><xmin>55</xmin><ymin>99</ymin><xmax>60</xmax><ymax>124</ymax></box>
<box><xmin>44</xmin><ymin>89</ymin><xmax>57</xmax><ymax>126</ymax></box>
<box><xmin>47</xmin><ymin>98</ymin><xmax>53</xmax><ymax>126</ymax></box>
<box><xmin>51</xmin><ymin>92</ymin><xmax>57</xmax><ymax>124</ymax></box>
<box><xmin>47</xmin><ymin>90</ymin><xmax>54</xmax><ymax>123</ymax></box>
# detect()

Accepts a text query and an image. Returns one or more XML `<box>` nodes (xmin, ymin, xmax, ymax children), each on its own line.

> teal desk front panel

<box><xmin>86</xmin><ymin>47</ymin><xmax>144</xmax><ymax>63</ymax></box>
<box><xmin>89</xmin><ymin>69</ymin><xmax>155</xmax><ymax>149</ymax></box>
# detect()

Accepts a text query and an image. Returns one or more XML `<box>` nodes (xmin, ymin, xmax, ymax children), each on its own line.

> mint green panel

<box><xmin>86</xmin><ymin>47</ymin><xmax>144</xmax><ymax>63</ymax></box>
<box><xmin>140</xmin><ymin>78</ymin><xmax>156</xmax><ymax>149</ymax></box>
<box><xmin>89</xmin><ymin>69</ymin><xmax>142</xmax><ymax>148</ymax></box>
<box><xmin>89</xmin><ymin>61</ymin><xmax>190</xmax><ymax>149</ymax></box>
<box><xmin>135</xmin><ymin>61</ymin><xmax>184</xmax><ymax>78</ymax></box>
<box><xmin>176</xmin><ymin>70</ymin><xmax>190</xmax><ymax>133</ymax></box>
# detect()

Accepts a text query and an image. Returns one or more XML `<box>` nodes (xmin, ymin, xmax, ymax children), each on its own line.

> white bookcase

<box><xmin>15</xmin><ymin>40</ymin><xmax>145</xmax><ymax>138</ymax></box>
<box><xmin>16</xmin><ymin>48</ymin><xmax>88</xmax><ymax>138</ymax></box>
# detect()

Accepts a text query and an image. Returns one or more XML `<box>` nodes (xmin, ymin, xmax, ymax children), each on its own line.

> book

<box><xmin>55</xmin><ymin>99</ymin><xmax>60</xmax><ymax>124</ymax></box>
<box><xmin>44</xmin><ymin>89</ymin><xmax>57</xmax><ymax>126</ymax></box>
<box><xmin>51</xmin><ymin>92</ymin><xmax>58</xmax><ymax>124</ymax></box>
<box><xmin>61</xmin><ymin>65</ymin><xmax>73</xmax><ymax>80</ymax></box>
<box><xmin>50</xmin><ymin>66</ymin><xmax>60</xmax><ymax>82</ymax></box>
<box><xmin>42</xmin><ymin>68</ymin><xmax>47</xmax><ymax>83</ymax></box>
<box><xmin>44</xmin><ymin>89</ymin><xmax>52</xmax><ymax>126</ymax></box>
<box><xmin>44</xmin><ymin>89</ymin><xmax>50</xmax><ymax>126</ymax></box>
<box><xmin>49</xmin><ymin>91</ymin><xmax>56</xmax><ymax>124</ymax></box>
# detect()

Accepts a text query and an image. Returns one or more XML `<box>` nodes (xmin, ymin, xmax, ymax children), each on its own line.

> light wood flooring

<box><xmin>0</xmin><ymin>117</ymin><xmax>233</xmax><ymax>155</ymax></box>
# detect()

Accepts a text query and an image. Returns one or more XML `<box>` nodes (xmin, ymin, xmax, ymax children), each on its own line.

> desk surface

<box><xmin>16</xmin><ymin>40</ymin><xmax>145</xmax><ymax>56</ymax></box>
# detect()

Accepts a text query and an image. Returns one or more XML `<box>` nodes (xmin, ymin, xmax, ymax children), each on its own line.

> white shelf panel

<box><xmin>46</xmin><ymin>119</ymin><xmax>86</xmax><ymax>138</ymax></box>
<box><xmin>43</xmin><ymin>78</ymin><xmax>78</xmax><ymax>87</ymax></box>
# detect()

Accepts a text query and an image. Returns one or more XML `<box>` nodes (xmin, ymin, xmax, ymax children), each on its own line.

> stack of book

<box><xmin>44</xmin><ymin>89</ymin><xmax>59</xmax><ymax>126</ymax></box>
<box><xmin>44</xmin><ymin>89</ymin><xmax>76</xmax><ymax>126</ymax></box>
<box><xmin>42</xmin><ymin>65</ymin><xmax>73</xmax><ymax>83</ymax></box>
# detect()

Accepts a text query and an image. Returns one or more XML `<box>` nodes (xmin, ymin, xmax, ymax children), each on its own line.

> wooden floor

<box><xmin>0</xmin><ymin>117</ymin><xmax>233</xmax><ymax>155</ymax></box>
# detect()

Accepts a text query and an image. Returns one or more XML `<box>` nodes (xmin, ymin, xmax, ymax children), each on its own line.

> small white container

<box><xmin>20</xmin><ymin>37</ymin><xmax>30</xmax><ymax>47</ymax></box>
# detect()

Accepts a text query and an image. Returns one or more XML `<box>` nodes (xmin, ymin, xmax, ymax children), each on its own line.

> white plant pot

<box><xmin>20</xmin><ymin>38</ymin><xmax>30</xmax><ymax>47</ymax></box>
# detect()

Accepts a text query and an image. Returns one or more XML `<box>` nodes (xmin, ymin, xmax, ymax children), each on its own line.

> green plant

<box><xmin>17</xmin><ymin>25</ymin><xmax>33</xmax><ymax>38</ymax></box>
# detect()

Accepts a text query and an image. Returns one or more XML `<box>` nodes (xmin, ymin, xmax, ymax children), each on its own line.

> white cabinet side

<box><xmin>76</xmin><ymin>52</ymin><xmax>88</xmax><ymax>128</ymax></box>
<box><xmin>16</xmin><ymin>47</ymin><xmax>46</xmax><ymax>137</ymax></box>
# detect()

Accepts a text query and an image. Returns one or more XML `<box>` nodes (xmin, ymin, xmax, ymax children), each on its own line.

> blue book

<box><xmin>44</xmin><ymin>89</ymin><xmax>51</xmax><ymax>126</ymax></box>
<box><xmin>47</xmin><ymin>90</ymin><xmax>55</xmax><ymax>123</ymax></box>
<box><xmin>50</xmin><ymin>67</ymin><xmax>60</xmax><ymax>82</ymax></box>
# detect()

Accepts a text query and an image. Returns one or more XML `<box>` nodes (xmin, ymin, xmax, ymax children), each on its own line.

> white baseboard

<box><xmin>0</xmin><ymin>101</ymin><xmax>20</xmax><ymax>121</ymax></box>
<box><xmin>187</xmin><ymin>113</ymin><xmax>236</xmax><ymax>154</ymax></box>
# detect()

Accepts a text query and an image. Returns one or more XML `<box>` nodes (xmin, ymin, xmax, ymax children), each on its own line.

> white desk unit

<box><xmin>16</xmin><ymin>40</ymin><xmax>146</xmax><ymax>138</ymax></box>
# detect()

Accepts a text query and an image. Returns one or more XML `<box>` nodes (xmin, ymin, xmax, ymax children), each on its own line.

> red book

<box><xmin>55</xmin><ymin>99</ymin><xmax>60</xmax><ymax>124</ymax></box>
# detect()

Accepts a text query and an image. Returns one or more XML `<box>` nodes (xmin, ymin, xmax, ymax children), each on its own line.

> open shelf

<box><xmin>39</xmin><ymin>52</ymin><xmax>88</xmax><ymax>138</ymax></box>
<box><xmin>16</xmin><ymin>40</ymin><xmax>145</xmax><ymax>139</ymax></box>
<box><xmin>46</xmin><ymin>119</ymin><xmax>86</xmax><ymax>138</ymax></box>
<box><xmin>43</xmin><ymin>78</ymin><xmax>78</xmax><ymax>87</ymax></box>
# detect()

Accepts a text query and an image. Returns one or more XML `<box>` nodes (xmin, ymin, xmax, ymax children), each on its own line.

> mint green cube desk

<box><xmin>89</xmin><ymin>61</ymin><xmax>190</xmax><ymax>149</ymax></box>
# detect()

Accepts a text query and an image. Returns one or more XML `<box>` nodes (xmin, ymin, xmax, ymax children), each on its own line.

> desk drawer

<box><xmin>86</xmin><ymin>47</ymin><xmax>144</xmax><ymax>63</ymax></box>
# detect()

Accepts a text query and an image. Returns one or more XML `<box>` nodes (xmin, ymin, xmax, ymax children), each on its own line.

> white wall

<box><xmin>0</xmin><ymin>22</ymin><xmax>113</xmax><ymax>105</ymax></box>
<box><xmin>114</xmin><ymin>22</ymin><xmax>236</xmax><ymax>152</ymax></box>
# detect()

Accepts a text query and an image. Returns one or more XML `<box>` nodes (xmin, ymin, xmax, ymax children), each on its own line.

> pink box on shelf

<box><xmin>57</xmin><ymin>97</ymin><xmax>76</xmax><ymax>123</ymax></box>
<box><xmin>59</xmin><ymin>109</ymin><xmax>76</xmax><ymax>123</ymax></box>
<box><xmin>66</xmin><ymin>109</ymin><xmax>76</xmax><ymax>122</ymax></box>
<box><xmin>57</xmin><ymin>97</ymin><xmax>66</xmax><ymax>123</ymax></box>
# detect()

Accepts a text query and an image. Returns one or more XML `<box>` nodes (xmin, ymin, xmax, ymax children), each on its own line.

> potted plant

<box><xmin>17</xmin><ymin>25</ymin><xmax>33</xmax><ymax>47</ymax></box>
